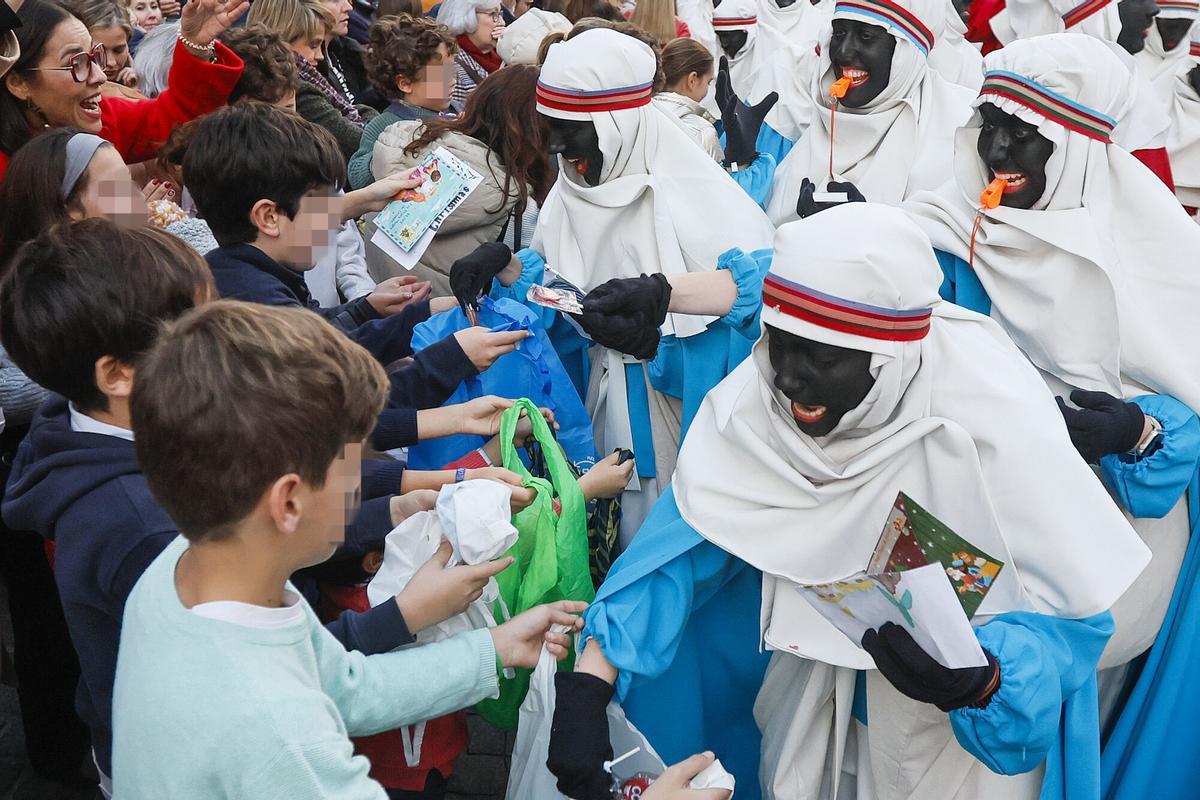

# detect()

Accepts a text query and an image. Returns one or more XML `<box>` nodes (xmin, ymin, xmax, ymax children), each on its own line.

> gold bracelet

<box><xmin>178</xmin><ymin>31</ymin><xmax>216</xmax><ymax>57</ymax></box>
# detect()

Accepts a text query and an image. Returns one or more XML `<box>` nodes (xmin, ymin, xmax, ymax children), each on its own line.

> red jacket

<box><xmin>0</xmin><ymin>40</ymin><xmax>242</xmax><ymax>183</ymax></box>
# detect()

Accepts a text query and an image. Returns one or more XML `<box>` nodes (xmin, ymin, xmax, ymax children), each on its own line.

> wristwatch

<box><xmin>1132</xmin><ymin>415</ymin><xmax>1164</xmax><ymax>456</ymax></box>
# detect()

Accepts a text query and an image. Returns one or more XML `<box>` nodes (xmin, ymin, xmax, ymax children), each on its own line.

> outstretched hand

<box><xmin>717</xmin><ymin>56</ymin><xmax>778</xmax><ymax>169</ymax></box>
<box><xmin>180</xmin><ymin>0</ymin><xmax>249</xmax><ymax>48</ymax></box>
<box><xmin>1055</xmin><ymin>389</ymin><xmax>1148</xmax><ymax>464</ymax></box>
<box><xmin>576</xmin><ymin>274</ymin><xmax>671</xmax><ymax>360</ymax></box>
<box><xmin>796</xmin><ymin>178</ymin><xmax>866</xmax><ymax>219</ymax></box>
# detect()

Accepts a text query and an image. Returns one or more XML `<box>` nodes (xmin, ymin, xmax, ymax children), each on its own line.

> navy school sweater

<box><xmin>205</xmin><ymin>244</ymin><xmax>479</xmax><ymax>450</ymax></box>
<box><xmin>0</xmin><ymin>396</ymin><xmax>413</xmax><ymax>775</ymax></box>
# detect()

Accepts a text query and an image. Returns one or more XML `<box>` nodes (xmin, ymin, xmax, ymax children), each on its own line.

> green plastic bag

<box><xmin>476</xmin><ymin>399</ymin><xmax>594</xmax><ymax>729</ymax></box>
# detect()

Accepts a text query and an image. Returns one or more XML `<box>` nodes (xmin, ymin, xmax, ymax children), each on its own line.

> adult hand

<box><xmin>717</xmin><ymin>57</ymin><xmax>778</xmax><ymax>169</ymax></box>
<box><xmin>795</xmin><ymin>178</ymin><xmax>866</xmax><ymax>219</ymax></box>
<box><xmin>453</xmin><ymin>327</ymin><xmax>529</xmax><ymax>371</ymax></box>
<box><xmin>158</xmin><ymin>0</ymin><xmax>181</xmax><ymax>16</ymax></box>
<box><xmin>116</xmin><ymin>65</ymin><xmax>138</xmax><ymax>86</ymax></box>
<box><xmin>1055</xmin><ymin>389</ymin><xmax>1147</xmax><ymax>464</ymax></box>
<box><xmin>577</xmin><ymin>274</ymin><xmax>671</xmax><ymax>360</ymax></box>
<box><xmin>366</xmin><ymin>275</ymin><xmax>430</xmax><ymax>317</ymax></box>
<box><xmin>396</xmin><ymin>540</ymin><xmax>515</xmax><ymax>632</ymax></box>
<box><xmin>547</xmin><ymin>670</ymin><xmax>615</xmax><ymax>800</ymax></box>
<box><xmin>448</xmin><ymin>242</ymin><xmax>514</xmax><ymax>313</ymax></box>
<box><xmin>179</xmin><ymin>0</ymin><xmax>249</xmax><ymax>48</ymax></box>
<box><xmin>141</xmin><ymin>178</ymin><xmax>175</xmax><ymax>203</ymax></box>
<box><xmin>491</xmin><ymin>599</ymin><xmax>587</xmax><ymax>667</ymax></box>
<box><xmin>642</xmin><ymin>753</ymin><xmax>732</xmax><ymax>800</ymax></box>
<box><xmin>388</xmin><ymin>489</ymin><xmax>438</xmax><ymax>526</ymax></box>
<box><xmin>577</xmin><ymin>450</ymin><xmax>635</xmax><ymax>501</ymax></box>
<box><xmin>861</xmin><ymin>622</ymin><xmax>1000</xmax><ymax>712</ymax></box>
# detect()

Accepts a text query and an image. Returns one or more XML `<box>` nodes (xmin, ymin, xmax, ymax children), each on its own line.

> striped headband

<box><xmin>763</xmin><ymin>273</ymin><xmax>933</xmax><ymax>341</ymax></box>
<box><xmin>712</xmin><ymin>14</ymin><xmax>758</xmax><ymax>27</ymax></box>
<box><xmin>1192</xmin><ymin>40</ymin><xmax>1200</xmax><ymax>56</ymax></box>
<box><xmin>979</xmin><ymin>70</ymin><xmax>1116</xmax><ymax>143</ymax></box>
<box><xmin>1158</xmin><ymin>0</ymin><xmax>1199</xmax><ymax>13</ymax></box>
<box><xmin>1059</xmin><ymin>0</ymin><xmax>1112</xmax><ymax>27</ymax></box>
<box><xmin>536</xmin><ymin>80</ymin><xmax>654</xmax><ymax>112</ymax></box>
<box><xmin>834</xmin><ymin>0</ymin><xmax>935</xmax><ymax>55</ymax></box>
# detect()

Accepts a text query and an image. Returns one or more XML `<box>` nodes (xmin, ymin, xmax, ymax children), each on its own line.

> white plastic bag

<box><xmin>507</xmin><ymin>640</ymin><xmax>735</xmax><ymax>798</ymax></box>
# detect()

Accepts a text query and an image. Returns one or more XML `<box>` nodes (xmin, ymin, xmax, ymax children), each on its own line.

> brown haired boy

<box><xmin>111</xmin><ymin>301</ymin><xmax>584</xmax><ymax>798</ymax></box>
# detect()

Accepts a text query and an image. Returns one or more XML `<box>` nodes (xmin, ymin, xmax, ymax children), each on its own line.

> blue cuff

<box><xmin>325</xmin><ymin>598</ymin><xmax>415</xmax><ymax>655</ymax></box>
<box><xmin>361</xmin><ymin>458</ymin><xmax>406</xmax><ymax>499</ymax></box>
<box><xmin>715</xmin><ymin>246</ymin><xmax>772</xmax><ymax>336</ymax></box>
<box><xmin>1100</xmin><ymin>394</ymin><xmax>1200</xmax><ymax>519</ymax></box>
<box><xmin>729</xmin><ymin>152</ymin><xmax>777</xmax><ymax>209</ymax></box>
<box><xmin>372</xmin><ymin>407</ymin><xmax>418</xmax><ymax>451</ymax></box>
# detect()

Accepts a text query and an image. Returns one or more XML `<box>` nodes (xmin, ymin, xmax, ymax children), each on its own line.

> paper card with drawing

<box><xmin>796</xmin><ymin>564</ymin><xmax>987</xmax><ymax>669</ymax></box>
<box><xmin>373</xmin><ymin>146</ymin><xmax>483</xmax><ymax>253</ymax></box>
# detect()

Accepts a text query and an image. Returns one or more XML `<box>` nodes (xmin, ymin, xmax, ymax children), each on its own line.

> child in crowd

<box><xmin>184</xmin><ymin>101</ymin><xmax>530</xmax><ymax>455</ymax></box>
<box><xmin>349</xmin><ymin>13</ymin><xmax>460</xmax><ymax>189</ymax></box>
<box><xmin>110</xmin><ymin>298</ymin><xmax>587</xmax><ymax>797</ymax></box>
<box><xmin>0</xmin><ymin>221</ymin><xmax>524</xmax><ymax>794</ymax></box>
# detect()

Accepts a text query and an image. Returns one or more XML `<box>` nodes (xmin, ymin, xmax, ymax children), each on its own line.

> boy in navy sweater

<box><xmin>184</xmin><ymin>102</ymin><xmax>527</xmax><ymax>452</ymax></box>
<box><xmin>0</xmin><ymin>222</ymin><xmax>509</xmax><ymax>793</ymax></box>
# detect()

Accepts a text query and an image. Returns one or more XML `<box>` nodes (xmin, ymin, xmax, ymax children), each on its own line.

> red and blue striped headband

<box><xmin>1059</xmin><ymin>0</ymin><xmax>1112</xmax><ymax>27</ymax></box>
<box><xmin>763</xmin><ymin>273</ymin><xmax>932</xmax><ymax>341</ymax></box>
<box><xmin>834</xmin><ymin>0</ymin><xmax>935</xmax><ymax>55</ymax></box>
<box><xmin>979</xmin><ymin>70</ymin><xmax>1115</xmax><ymax>143</ymax></box>
<box><xmin>1158</xmin><ymin>0</ymin><xmax>1198</xmax><ymax>13</ymax></box>
<box><xmin>713</xmin><ymin>14</ymin><xmax>758</xmax><ymax>27</ymax></box>
<box><xmin>536</xmin><ymin>80</ymin><xmax>655</xmax><ymax>112</ymax></box>
<box><xmin>1191</xmin><ymin>40</ymin><xmax>1200</xmax><ymax>56</ymax></box>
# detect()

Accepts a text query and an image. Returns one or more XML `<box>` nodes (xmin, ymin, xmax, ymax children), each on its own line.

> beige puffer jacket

<box><xmin>364</xmin><ymin>120</ymin><xmax>524</xmax><ymax>295</ymax></box>
<box><xmin>653</xmin><ymin>92</ymin><xmax>724</xmax><ymax>163</ymax></box>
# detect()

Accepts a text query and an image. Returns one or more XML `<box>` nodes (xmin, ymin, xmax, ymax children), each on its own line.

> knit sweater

<box><xmin>348</xmin><ymin>101</ymin><xmax>442</xmax><ymax>190</ymax></box>
<box><xmin>111</xmin><ymin>536</ymin><xmax>500</xmax><ymax>799</ymax></box>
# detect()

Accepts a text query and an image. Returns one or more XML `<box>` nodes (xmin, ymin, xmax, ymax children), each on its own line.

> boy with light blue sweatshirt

<box><xmin>110</xmin><ymin>300</ymin><xmax>584</xmax><ymax>798</ymax></box>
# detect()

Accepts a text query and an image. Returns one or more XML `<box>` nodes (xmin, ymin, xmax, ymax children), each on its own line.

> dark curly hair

<box><xmin>218</xmin><ymin>25</ymin><xmax>300</xmax><ymax>105</ymax></box>
<box><xmin>365</xmin><ymin>14</ymin><xmax>458</xmax><ymax>102</ymax></box>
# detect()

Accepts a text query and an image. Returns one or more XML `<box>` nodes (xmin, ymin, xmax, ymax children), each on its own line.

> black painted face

<box><xmin>950</xmin><ymin>0</ymin><xmax>971</xmax><ymax>23</ymax></box>
<box><xmin>767</xmin><ymin>326</ymin><xmax>876</xmax><ymax>438</ymax></box>
<box><xmin>1191</xmin><ymin>64</ymin><xmax>1200</xmax><ymax>96</ymax></box>
<box><xmin>1155</xmin><ymin>16</ymin><xmax>1191</xmax><ymax>51</ymax></box>
<box><xmin>775</xmin><ymin>0</ymin><xmax>797</xmax><ymax>8</ymax></box>
<box><xmin>1117</xmin><ymin>0</ymin><xmax>1160</xmax><ymax>54</ymax></box>
<box><xmin>716</xmin><ymin>30</ymin><xmax>749</xmax><ymax>58</ymax></box>
<box><xmin>546</xmin><ymin>116</ymin><xmax>604</xmax><ymax>186</ymax></box>
<box><xmin>829</xmin><ymin>19</ymin><xmax>897</xmax><ymax>108</ymax></box>
<box><xmin>976</xmin><ymin>102</ymin><xmax>1054</xmax><ymax>209</ymax></box>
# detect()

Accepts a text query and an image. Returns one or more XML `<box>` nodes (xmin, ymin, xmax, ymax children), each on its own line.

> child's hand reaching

<box><xmin>366</xmin><ymin>276</ymin><xmax>432</xmax><ymax>317</ymax></box>
<box><xmin>642</xmin><ymin>753</ymin><xmax>732</xmax><ymax>800</ymax></box>
<box><xmin>453</xmin><ymin>327</ymin><xmax>530</xmax><ymax>372</ymax></box>
<box><xmin>394</xmin><ymin>540</ymin><xmax>514</xmax><ymax>632</ymax></box>
<box><xmin>490</xmin><ymin>600</ymin><xmax>588</xmax><ymax>668</ymax></box>
<box><xmin>466</xmin><ymin>466</ymin><xmax>536</xmax><ymax>514</ymax></box>
<box><xmin>578</xmin><ymin>450</ymin><xmax>635</xmax><ymax>501</ymax></box>
<box><xmin>389</xmin><ymin>489</ymin><xmax>438</xmax><ymax>526</ymax></box>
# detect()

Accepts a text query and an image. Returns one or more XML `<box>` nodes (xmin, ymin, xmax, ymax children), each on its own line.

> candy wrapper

<box><xmin>528</xmin><ymin>284</ymin><xmax>584</xmax><ymax>315</ymax></box>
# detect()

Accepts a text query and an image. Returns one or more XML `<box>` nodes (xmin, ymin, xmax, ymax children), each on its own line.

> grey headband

<box><xmin>61</xmin><ymin>133</ymin><xmax>108</xmax><ymax>199</ymax></box>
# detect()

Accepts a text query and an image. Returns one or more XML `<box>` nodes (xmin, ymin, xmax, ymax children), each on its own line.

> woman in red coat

<box><xmin>0</xmin><ymin>0</ymin><xmax>245</xmax><ymax>183</ymax></box>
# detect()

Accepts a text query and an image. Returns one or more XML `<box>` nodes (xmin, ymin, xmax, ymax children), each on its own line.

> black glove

<box><xmin>861</xmin><ymin>622</ymin><xmax>1000</xmax><ymax>712</ymax></box>
<box><xmin>448</xmin><ymin>241</ymin><xmax>513</xmax><ymax>314</ymax></box>
<box><xmin>1055</xmin><ymin>389</ymin><xmax>1146</xmax><ymax>464</ymax></box>
<box><xmin>547</xmin><ymin>671</ymin><xmax>615</xmax><ymax>800</ymax></box>
<box><xmin>717</xmin><ymin>56</ymin><xmax>779</xmax><ymax>170</ymax></box>
<box><xmin>795</xmin><ymin>178</ymin><xmax>866</xmax><ymax>219</ymax></box>
<box><xmin>577</xmin><ymin>274</ymin><xmax>672</xmax><ymax>360</ymax></box>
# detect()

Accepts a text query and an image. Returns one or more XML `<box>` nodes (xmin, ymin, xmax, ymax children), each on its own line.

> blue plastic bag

<box><xmin>407</xmin><ymin>297</ymin><xmax>598</xmax><ymax>471</ymax></box>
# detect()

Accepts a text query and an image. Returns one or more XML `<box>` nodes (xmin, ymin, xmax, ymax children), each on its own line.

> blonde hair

<box><xmin>629</xmin><ymin>0</ymin><xmax>677</xmax><ymax>45</ymax></box>
<box><xmin>246</xmin><ymin>0</ymin><xmax>334</xmax><ymax>44</ymax></box>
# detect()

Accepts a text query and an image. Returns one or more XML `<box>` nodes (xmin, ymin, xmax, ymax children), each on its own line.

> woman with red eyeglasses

<box><xmin>0</xmin><ymin>0</ymin><xmax>245</xmax><ymax>183</ymax></box>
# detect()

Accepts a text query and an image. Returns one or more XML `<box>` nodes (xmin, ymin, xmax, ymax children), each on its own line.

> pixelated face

<box><xmin>546</xmin><ymin>116</ymin><xmax>604</xmax><ymax>186</ymax></box>
<box><xmin>403</xmin><ymin>44</ymin><xmax>456</xmax><ymax>111</ymax></box>
<box><xmin>766</xmin><ymin>325</ymin><xmax>876</xmax><ymax>438</ymax></box>
<box><xmin>829</xmin><ymin>18</ymin><xmax>896</xmax><ymax>108</ymax></box>
<box><xmin>72</xmin><ymin>145</ymin><xmax>150</xmax><ymax>227</ymax></box>
<box><xmin>976</xmin><ymin>102</ymin><xmax>1054</xmax><ymax>209</ymax></box>
<box><xmin>280</xmin><ymin>189</ymin><xmax>340</xmax><ymax>268</ymax></box>
<box><xmin>129</xmin><ymin>0</ymin><xmax>162</xmax><ymax>30</ymax></box>
<box><xmin>716</xmin><ymin>30</ymin><xmax>749</xmax><ymax>58</ymax></box>
<box><xmin>89</xmin><ymin>24</ymin><xmax>131</xmax><ymax>81</ymax></box>
<box><xmin>303</xmin><ymin>442</ymin><xmax>364</xmax><ymax>565</ymax></box>
<box><xmin>1117</xmin><ymin>0</ymin><xmax>1160</xmax><ymax>54</ymax></box>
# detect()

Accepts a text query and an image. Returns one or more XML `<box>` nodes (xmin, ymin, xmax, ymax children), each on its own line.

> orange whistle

<box><xmin>830</xmin><ymin>76</ymin><xmax>852</xmax><ymax>99</ymax></box>
<box><xmin>980</xmin><ymin>178</ymin><xmax>1007</xmax><ymax>209</ymax></box>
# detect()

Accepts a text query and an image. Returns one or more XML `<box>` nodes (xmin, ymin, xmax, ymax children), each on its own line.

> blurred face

<box><xmin>5</xmin><ymin>18</ymin><xmax>106</xmax><ymax>132</ymax></box>
<box><xmin>399</xmin><ymin>43</ymin><xmax>455</xmax><ymax>111</ymax></box>
<box><xmin>546</xmin><ymin>115</ymin><xmax>603</xmax><ymax>186</ymax></box>
<box><xmin>69</xmin><ymin>145</ymin><xmax>150</xmax><ymax>227</ymax></box>
<box><xmin>829</xmin><ymin>18</ymin><xmax>896</xmax><ymax>108</ymax></box>
<box><xmin>291</xmin><ymin>34</ymin><xmax>325</xmax><ymax>65</ymax></box>
<box><xmin>1155</xmin><ymin>15</ymin><xmax>1192</xmax><ymax>50</ymax></box>
<box><xmin>767</xmin><ymin>326</ymin><xmax>875</xmax><ymax>438</ymax></box>
<box><xmin>976</xmin><ymin>102</ymin><xmax>1054</xmax><ymax>209</ymax></box>
<box><xmin>716</xmin><ymin>30</ymin><xmax>748</xmax><ymax>58</ymax></box>
<box><xmin>297</xmin><ymin>442</ymin><xmax>363</xmax><ymax>565</ymax></box>
<box><xmin>279</xmin><ymin>189</ymin><xmax>340</xmax><ymax>268</ymax></box>
<box><xmin>1117</xmin><ymin>0</ymin><xmax>1160</xmax><ymax>53</ymax></box>
<box><xmin>90</xmin><ymin>24</ymin><xmax>131</xmax><ymax>81</ymax></box>
<box><xmin>322</xmin><ymin>0</ymin><xmax>352</xmax><ymax>37</ymax></box>
<box><xmin>675</xmin><ymin>68</ymin><xmax>714</xmax><ymax>103</ymax></box>
<box><xmin>469</xmin><ymin>5</ymin><xmax>506</xmax><ymax>52</ymax></box>
<box><xmin>130</xmin><ymin>0</ymin><xmax>162</xmax><ymax>29</ymax></box>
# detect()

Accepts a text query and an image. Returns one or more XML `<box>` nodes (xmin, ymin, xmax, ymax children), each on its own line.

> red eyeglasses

<box><xmin>29</xmin><ymin>44</ymin><xmax>106</xmax><ymax>83</ymax></box>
